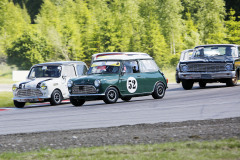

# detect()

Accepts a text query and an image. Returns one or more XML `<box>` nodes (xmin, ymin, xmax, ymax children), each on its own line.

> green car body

<box><xmin>68</xmin><ymin>52</ymin><xmax>168</xmax><ymax>106</ymax></box>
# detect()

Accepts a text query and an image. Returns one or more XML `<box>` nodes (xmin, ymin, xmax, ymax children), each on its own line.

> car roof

<box><xmin>194</xmin><ymin>44</ymin><xmax>240</xmax><ymax>48</ymax></box>
<box><xmin>92</xmin><ymin>52</ymin><xmax>152</xmax><ymax>61</ymax></box>
<box><xmin>181</xmin><ymin>49</ymin><xmax>194</xmax><ymax>53</ymax></box>
<box><xmin>33</xmin><ymin>61</ymin><xmax>86</xmax><ymax>67</ymax></box>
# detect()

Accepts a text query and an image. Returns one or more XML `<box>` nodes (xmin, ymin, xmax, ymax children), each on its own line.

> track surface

<box><xmin>1</xmin><ymin>83</ymin><xmax>240</xmax><ymax>135</ymax></box>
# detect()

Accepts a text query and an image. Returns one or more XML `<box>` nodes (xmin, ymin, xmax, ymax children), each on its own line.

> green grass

<box><xmin>0</xmin><ymin>139</ymin><xmax>239</xmax><ymax>160</ymax></box>
<box><xmin>161</xmin><ymin>66</ymin><xmax>176</xmax><ymax>83</ymax></box>
<box><xmin>0</xmin><ymin>91</ymin><xmax>14</xmax><ymax>108</ymax></box>
<box><xmin>0</xmin><ymin>64</ymin><xmax>17</xmax><ymax>84</ymax></box>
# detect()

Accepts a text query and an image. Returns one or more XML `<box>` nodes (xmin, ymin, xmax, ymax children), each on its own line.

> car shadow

<box><xmin>166</xmin><ymin>83</ymin><xmax>239</xmax><ymax>92</ymax></box>
<box><xmin>15</xmin><ymin>101</ymin><xmax>71</xmax><ymax>109</ymax></box>
<box><xmin>192</xmin><ymin>83</ymin><xmax>239</xmax><ymax>90</ymax></box>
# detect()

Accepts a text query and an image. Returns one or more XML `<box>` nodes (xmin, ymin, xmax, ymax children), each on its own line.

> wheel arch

<box><xmin>51</xmin><ymin>88</ymin><xmax>63</xmax><ymax>99</ymax></box>
<box><xmin>104</xmin><ymin>85</ymin><xmax>122</xmax><ymax>97</ymax></box>
<box><xmin>152</xmin><ymin>81</ymin><xmax>166</xmax><ymax>93</ymax></box>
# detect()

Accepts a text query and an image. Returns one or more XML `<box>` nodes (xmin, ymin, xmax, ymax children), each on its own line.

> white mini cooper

<box><xmin>12</xmin><ymin>61</ymin><xmax>87</xmax><ymax>108</ymax></box>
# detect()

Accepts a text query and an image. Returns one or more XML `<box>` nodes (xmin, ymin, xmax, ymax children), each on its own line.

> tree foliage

<box><xmin>225</xmin><ymin>9</ymin><xmax>240</xmax><ymax>44</ymax></box>
<box><xmin>7</xmin><ymin>30</ymin><xmax>53</xmax><ymax>69</ymax></box>
<box><xmin>0</xmin><ymin>0</ymin><xmax>240</xmax><ymax>69</ymax></box>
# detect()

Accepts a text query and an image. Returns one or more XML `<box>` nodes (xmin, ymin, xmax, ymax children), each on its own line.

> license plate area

<box><xmin>201</xmin><ymin>74</ymin><xmax>212</xmax><ymax>79</ymax></box>
<box><xmin>79</xmin><ymin>86</ymin><xmax>84</xmax><ymax>90</ymax></box>
<box><xmin>18</xmin><ymin>98</ymin><xmax>43</xmax><ymax>102</ymax></box>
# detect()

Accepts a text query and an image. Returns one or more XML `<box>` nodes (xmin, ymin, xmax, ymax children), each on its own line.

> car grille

<box><xmin>72</xmin><ymin>85</ymin><xmax>97</xmax><ymax>94</ymax></box>
<box><xmin>187</xmin><ymin>63</ymin><xmax>226</xmax><ymax>72</ymax></box>
<box><xmin>17</xmin><ymin>89</ymin><xmax>43</xmax><ymax>97</ymax></box>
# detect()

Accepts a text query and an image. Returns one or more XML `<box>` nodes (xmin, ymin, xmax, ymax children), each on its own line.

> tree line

<box><xmin>0</xmin><ymin>0</ymin><xmax>240</xmax><ymax>69</ymax></box>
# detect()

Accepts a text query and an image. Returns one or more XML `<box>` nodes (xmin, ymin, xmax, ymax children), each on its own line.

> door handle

<box><xmin>119</xmin><ymin>78</ymin><xmax>125</xmax><ymax>80</ymax></box>
<box><xmin>137</xmin><ymin>76</ymin><xmax>141</xmax><ymax>77</ymax></box>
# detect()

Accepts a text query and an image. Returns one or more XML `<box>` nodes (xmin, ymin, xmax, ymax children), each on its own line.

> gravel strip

<box><xmin>0</xmin><ymin>117</ymin><xmax>239</xmax><ymax>153</ymax></box>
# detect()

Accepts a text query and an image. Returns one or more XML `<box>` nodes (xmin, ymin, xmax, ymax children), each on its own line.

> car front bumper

<box><xmin>69</xmin><ymin>93</ymin><xmax>105</xmax><ymax>100</ymax></box>
<box><xmin>13</xmin><ymin>96</ymin><xmax>50</xmax><ymax>102</ymax></box>
<box><xmin>179</xmin><ymin>71</ymin><xmax>235</xmax><ymax>80</ymax></box>
<box><xmin>70</xmin><ymin>93</ymin><xmax>105</xmax><ymax>97</ymax></box>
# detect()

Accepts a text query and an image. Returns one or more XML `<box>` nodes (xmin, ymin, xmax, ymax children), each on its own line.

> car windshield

<box><xmin>87</xmin><ymin>61</ymin><xmax>120</xmax><ymax>74</ymax></box>
<box><xmin>28</xmin><ymin>66</ymin><xmax>62</xmax><ymax>79</ymax></box>
<box><xmin>193</xmin><ymin>46</ymin><xmax>237</xmax><ymax>59</ymax></box>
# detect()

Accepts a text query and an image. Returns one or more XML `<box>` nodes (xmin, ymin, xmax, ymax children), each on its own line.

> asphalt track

<box><xmin>0</xmin><ymin>83</ymin><xmax>240</xmax><ymax>135</ymax></box>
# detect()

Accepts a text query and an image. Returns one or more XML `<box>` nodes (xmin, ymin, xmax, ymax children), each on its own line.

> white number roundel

<box><xmin>127</xmin><ymin>77</ymin><xmax>138</xmax><ymax>93</ymax></box>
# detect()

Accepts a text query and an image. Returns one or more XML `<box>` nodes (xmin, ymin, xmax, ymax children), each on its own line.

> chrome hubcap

<box><xmin>157</xmin><ymin>85</ymin><xmax>164</xmax><ymax>96</ymax></box>
<box><xmin>108</xmin><ymin>90</ymin><xmax>116</xmax><ymax>100</ymax></box>
<box><xmin>54</xmin><ymin>93</ymin><xmax>60</xmax><ymax>102</ymax></box>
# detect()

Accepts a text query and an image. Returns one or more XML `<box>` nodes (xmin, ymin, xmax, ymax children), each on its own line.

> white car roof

<box><xmin>195</xmin><ymin>44</ymin><xmax>240</xmax><ymax>48</ymax></box>
<box><xmin>92</xmin><ymin>52</ymin><xmax>152</xmax><ymax>61</ymax></box>
<box><xmin>33</xmin><ymin>61</ymin><xmax>86</xmax><ymax>67</ymax></box>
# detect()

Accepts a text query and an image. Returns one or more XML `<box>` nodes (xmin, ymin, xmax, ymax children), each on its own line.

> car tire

<box><xmin>152</xmin><ymin>82</ymin><xmax>166</xmax><ymax>99</ymax></box>
<box><xmin>176</xmin><ymin>71</ymin><xmax>181</xmax><ymax>83</ymax></box>
<box><xmin>70</xmin><ymin>97</ymin><xmax>85</xmax><ymax>106</ymax></box>
<box><xmin>14</xmin><ymin>100</ymin><xmax>25</xmax><ymax>108</ymax></box>
<box><xmin>103</xmin><ymin>87</ymin><xmax>119</xmax><ymax>104</ymax></box>
<box><xmin>182</xmin><ymin>80</ymin><xmax>194</xmax><ymax>90</ymax></box>
<box><xmin>121</xmin><ymin>97</ymin><xmax>132</xmax><ymax>102</ymax></box>
<box><xmin>199</xmin><ymin>81</ymin><xmax>206</xmax><ymax>88</ymax></box>
<box><xmin>50</xmin><ymin>90</ymin><xmax>63</xmax><ymax>105</ymax></box>
<box><xmin>226</xmin><ymin>77</ymin><xmax>238</xmax><ymax>87</ymax></box>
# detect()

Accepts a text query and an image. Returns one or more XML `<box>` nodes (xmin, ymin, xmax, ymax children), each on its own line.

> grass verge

<box><xmin>0</xmin><ymin>139</ymin><xmax>239</xmax><ymax>160</ymax></box>
<box><xmin>0</xmin><ymin>92</ymin><xmax>13</xmax><ymax>108</ymax></box>
<box><xmin>161</xmin><ymin>66</ymin><xmax>176</xmax><ymax>83</ymax></box>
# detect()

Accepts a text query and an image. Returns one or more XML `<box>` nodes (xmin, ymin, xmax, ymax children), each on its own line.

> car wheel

<box><xmin>199</xmin><ymin>81</ymin><xmax>206</xmax><ymax>88</ymax></box>
<box><xmin>50</xmin><ymin>90</ymin><xmax>63</xmax><ymax>105</ymax></box>
<box><xmin>152</xmin><ymin>82</ymin><xmax>166</xmax><ymax>99</ymax></box>
<box><xmin>70</xmin><ymin>97</ymin><xmax>85</xmax><ymax>106</ymax></box>
<box><xmin>103</xmin><ymin>87</ymin><xmax>119</xmax><ymax>104</ymax></box>
<box><xmin>121</xmin><ymin>97</ymin><xmax>132</xmax><ymax>102</ymax></box>
<box><xmin>226</xmin><ymin>76</ymin><xmax>238</xmax><ymax>87</ymax></box>
<box><xmin>182</xmin><ymin>80</ymin><xmax>194</xmax><ymax>90</ymax></box>
<box><xmin>176</xmin><ymin>71</ymin><xmax>181</xmax><ymax>83</ymax></box>
<box><xmin>14</xmin><ymin>100</ymin><xmax>25</xmax><ymax>108</ymax></box>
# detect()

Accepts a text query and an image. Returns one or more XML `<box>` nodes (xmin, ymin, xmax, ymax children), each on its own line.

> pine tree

<box><xmin>139</xmin><ymin>1</ymin><xmax>169</xmax><ymax>67</ymax></box>
<box><xmin>156</xmin><ymin>0</ymin><xmax>184</xmax><ymax>54</ymax></box>
<box><xmin>225</xmin><ymin>9</ymin><xmax>240</xmax><ymax>44</ymax></box>
<box><xmin>183</xmin><ymin>0</ymin><xmax>226</xmax><ymax>44</ymax></box>
<box><xmin>182</xmin><ymin>12</ymin><xmax>200</xmax><ymax>49</ymax></box>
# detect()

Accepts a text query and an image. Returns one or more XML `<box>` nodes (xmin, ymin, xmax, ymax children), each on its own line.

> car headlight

<box><xmin>12</xmin><ymin>84</ymin><xmax>17</xmax><ymax>91</ymax></box>
<box><xmin>225</xmin><ymin>64</ymin><xmax>233</xmax><ymax>71</ymax></box>
<box><xmin>40</xmin><ymin>83</ymin><xmax>47</xmax><ymax>90</ymax></box>
<box><xmin>94</xmin><ymin>79</ymin><xmax>101</xmax><ymax>87</ymax></box>
<box><xmin>67</xmin><ymin>80</ymin><xmax>73</xmax><ymax>87</ymax></box>
<box><xmin>181</xmin><ymin>65</ymin><xmax>189</xmax><ymax>72</ymax></box>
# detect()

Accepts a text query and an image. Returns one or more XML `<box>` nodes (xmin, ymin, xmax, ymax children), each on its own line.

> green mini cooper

<box><xmin>68</xmin><ymin>52</ymin><xmax>168</xmax><ymax>106</ymax></box>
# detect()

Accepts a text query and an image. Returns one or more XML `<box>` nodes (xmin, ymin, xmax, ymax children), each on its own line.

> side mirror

<box><xmin>62</xmin><ymin>74</ymin><xmax>67</xmax><ymax>79</ymax></box>
<box><xmin>121</xmin><ymin>70</ymin><xmax>126</xmax><ymax>76</ymax></box>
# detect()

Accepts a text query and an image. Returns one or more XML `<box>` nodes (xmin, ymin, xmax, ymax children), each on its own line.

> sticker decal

<box><xmin>127</xmin><ymin>77</ymin><xmax>137</xmax><ymax>93</ymax></box>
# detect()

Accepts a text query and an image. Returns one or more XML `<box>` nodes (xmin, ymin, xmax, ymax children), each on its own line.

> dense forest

<box><xmin>0</xmin><ymin>0</ymin><xmax>240</xmax><ymax>69</ymax></box>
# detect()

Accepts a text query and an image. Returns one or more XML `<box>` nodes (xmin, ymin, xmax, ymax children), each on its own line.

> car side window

<box><xmin>123</xmin><ymin>61</ymin><xmax>139</xmax><ymax>74</ymax></box>
<box><xmin>63</xmin><ymin>65</ymin><xmax>76</xmax><ymax>77</ymax></box>
<box><xmin>139</xmin><ymin>60</ymin><xmax>159</xmax><ymax>72</ymax></box>
<box><xmin>76</xmin><ymin>65</ymin><xmax>88</xmax><ymax>76</ymax></box>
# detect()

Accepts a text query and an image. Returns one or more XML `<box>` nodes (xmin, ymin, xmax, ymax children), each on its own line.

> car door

<box><xmin>119</xmin><ymin>60</ymin><xmax>144</xmax><ymax>95</ymax></box>
<box><xmin>61</xmin><ymin>65</ymin><xmax>77</xmax><ymax>97</ymax></box>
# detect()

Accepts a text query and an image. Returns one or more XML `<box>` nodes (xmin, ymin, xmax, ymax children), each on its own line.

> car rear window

<box><xmin>139</xmin><ymin>60</ymin><xmax>159</xmax><ymax>72</ymax></box>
